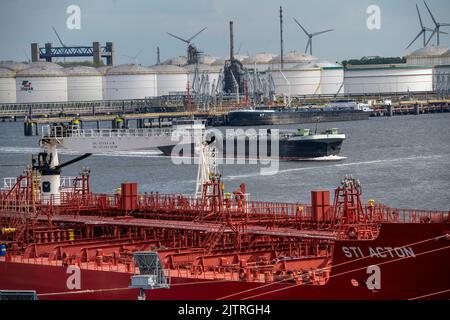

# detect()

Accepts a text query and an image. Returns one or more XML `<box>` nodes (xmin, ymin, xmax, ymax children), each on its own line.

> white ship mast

<box><xmin>194</xmin><ymin>135</ymin><xmax>218</xmax><ymax>199</ymax></box>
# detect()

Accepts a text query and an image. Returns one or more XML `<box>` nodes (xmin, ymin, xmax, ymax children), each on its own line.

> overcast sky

<box><xmin>1</xmin><ymin>0</ymin><xmax>449</xmax><ymax>65</ymax></box>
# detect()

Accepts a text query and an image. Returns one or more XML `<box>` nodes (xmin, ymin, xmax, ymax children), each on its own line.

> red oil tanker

<box><xmin>0</xmin><ymin>126</ymin><xmax>449</xmax><ymax>300</ymax></box>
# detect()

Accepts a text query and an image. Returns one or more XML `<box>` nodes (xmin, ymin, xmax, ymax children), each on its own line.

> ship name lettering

<box><xmin>343</xmin><ymin>246</ymin><xmax>416</xmax><ymax>258</ymax></box>
<box><xmin>342</xmin><ymin>246</ymin><xmax>364</xmax><ymax>258</ymax></box>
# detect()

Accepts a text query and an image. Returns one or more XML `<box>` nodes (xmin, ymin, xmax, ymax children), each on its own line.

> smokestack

<box><xmin>157</xmin><ymin>47</ymin><xmax>160</xmax><ymax>65</ymax></box>
<box><xmin>280</xmin><ymin>6</ymin><xmax>284</xmax><ymax>69</ymax></box>
<box><xmin>229</xmin><ymin>20</ymin><xmax>234</xmax><ymax>61</ymax></box>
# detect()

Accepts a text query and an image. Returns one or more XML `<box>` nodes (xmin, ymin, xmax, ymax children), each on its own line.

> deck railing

<box><xmin>0</xmin><ymin>190</ymin><xmax>447</xmax><ymax>225</ymax></box>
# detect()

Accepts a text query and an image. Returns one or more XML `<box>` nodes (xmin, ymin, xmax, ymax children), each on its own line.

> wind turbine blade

<box><xmin>416</xmin><ymin>4</ymin><xmax>424</xmax><ymax>28</ymax></box>
<box><xmin>167</xmin><ymin>32</ymin><xmax>189</xmax><ymax>43</ymax></box>
<box><xmin>439</xmin><ymin>23</ymin><xmax>450</xmax><ymax>26</ymax></box>
<box><xmin>134</xmin><ymin>49</ymin><xmax>143</xmax><ymax>59</ymax></box>
<box><xmin>423</xmin><ymin>1</ymin><xmax>437</xmax><ymax>26</ymax></box>
<box><xmin>187</xmin><ymin>27</ymin><xmax>207</xmax><ymax>43</ymax></box>
<box><xmin>52</xmin><ymin>26</ymin><xmax>66</xmax><ymax>47</ymax></box>
<box><xmin>293</xmin><ymin>18</ymin><xmax>310</xmax><ymax>36</ymax></box>
<box><xmin>406</xmin><ymin>30</ymin><xmax>424</xmax><ymax>49</ymax></box>
<box><xmin>438</xmin><ymin>30</ymin><xmax>448</xmax><ymax>35</ymax></box>
<box><xmin>425</xmin><ymin>28</ymin><xmax>437</xmax><ymax>46</ymax></box>
<box><xmin>312</xmin><ymin>29</ymin><xmax>334</xmax><ymax>36</ymax></box>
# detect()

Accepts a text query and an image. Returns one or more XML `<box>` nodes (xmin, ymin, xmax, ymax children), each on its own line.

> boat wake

<box><xmin>293</xmin><ymin>155</ymin><xmax>347</xmax><ymax>161</ymax></box>
<box><xmin>225</xmin><ymin>154</ymin><xmax>449</xmax><ymax>180</ymax></box>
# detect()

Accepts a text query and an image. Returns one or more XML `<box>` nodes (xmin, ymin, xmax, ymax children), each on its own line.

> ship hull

<box><xmin>227</xmin><ymin>110</ymin><xmax>369</xmax><ymax>126</ymax></box>
<box><xmin>1</xmin><ymin>223</ymin><xmax>448</xmax><ymax>300</ymax></box>
<box><xmin>158</xmin><ymin>136</ymin><xmax>344</xmax><ymax>160</ymax></box>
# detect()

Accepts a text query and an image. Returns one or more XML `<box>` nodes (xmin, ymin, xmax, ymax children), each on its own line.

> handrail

<box><xmin>0</xmin><ymin>189</ymin><xmax>447</xmax><ymax>225</ymax></box>
<box><xmin>41</xmin><ymin>125</ymin><xmax>204</xmax><ymax>139</ymax></box>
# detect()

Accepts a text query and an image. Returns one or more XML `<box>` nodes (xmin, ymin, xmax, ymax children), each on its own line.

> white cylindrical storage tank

<box><xmin>16</xmin><ymin>66</ymin><xmax>67</xmax><ymax>103</ymax></box>
<box><xmin>65</xmin><ymin>66</ymin><xmax>103</xmax><ymax>101</ymax></box>
<box><xmin>233</xmin><ymin>54</ymin><xmax>249</xmax><ymax>63</ymax></box>
<box><xmin>0</xmin><ymin>67</ymin><xmax>16</xmax><ymax>103</ymax></box>
<box><xmin>298</xmin><ymin>60</ymin><xmax>344</xmax><ymax>95</ymax></box>
<box><xmin>162</xmin><ymin>56</ymin><xmax>188</xmax><ymax>67</ymax></box>
<box><xmin>270</xmin><ymin>51</ymin><xmax>318</xmax><ymax>69</ymax></box>
<box><xmin>211</xmin><ymin>58</ymin><xmax>225</xmax><ymax>69</ymax></box>
<box><xmin>344</xmin><ymin>65</ymin><xmax>433</xmax><ymax>95</ymax></box>
<box><xmin>97</xmin><ymin>66</ymin><xmax>111</xmax><ymax>100</ymax></box>
<box><xmin>243</xmin><ymin>53</ymin><xmax>277</xmax><ymax>71</ymax></box>
<box><xmin>28</xmin><ymin>61</ymin><xmax>63</xmax><ymax>69</ymax></box>
<box><xmin>0</xmin><ymin>61</ymin><xmax>29</xmax><ymax>72</ymax></box>
<box><xmin>406</xmin><ymin>46</ymin><xmax>450</xmax><ymax>66</ymax></box>
<box><xmin>105</xmin><ymin>64</ymin><xmax>157</xmax><ymax>100</ymax></box>
<box><xmin>185</xmin><ymin>64</ymin><xmax>222</xmax><ymax>94</ymax></box>
<box><xmin>200</xmin><ymin>55</ymin><xmax>219</xmax><ymax>66</ymax></box>
<box><xmin>151</xmin><ymin>64</ymin><xmax>188</xmax><ymax>96</ymax></box>
<box><xmin>272</xmin><ymin>66</ymin><xmax>322</xmax><ymax>96</ymax></box>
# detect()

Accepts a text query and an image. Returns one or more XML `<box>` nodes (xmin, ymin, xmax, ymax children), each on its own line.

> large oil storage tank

<box><xmin>199</xmin><ymin>55</ymin><xmax>219</xmax><ymax>66</ymax></box>
<box><xmin>28</xmin><ymin>61</ymin><xmax>63</xmax><ymax>69</ymax></box>
<box><xmin>272</xmin><ymin>65</ymin><xmax>322</xmax><ymax>96</ymax></box>
<box><xmin>162</xmin><ymin>56</ymin><xmax>188</xmax><ymax>67</ymax></box>
<box><xmin>151</xmin><ymin>64</ymin><xmax>188</xmax><ymax>96</ymax></box>
<box><xmin>105</xmin><ymin>64</ymin><xmax>157</xmax><ymax>100</ymax></box>
<box><xmin>343</xmin><ymin>65</ymin><xmax>433</xmax><ymax>95</ymax></box>
<box><xmin>65</xmin><ymin>66</ymin><xmax>103</xmax><ymax>101</ymax></box>
<box><xmin>270</xmin><ymin>51</ymin><xmax>318</xmax><ymax>69</ymax></box>
<box><xmin>0</xmin><ymin>61</ymin><xmax>29</xmax><ymax>72</ymax></box>
<box><xmin>184</xmin><ymin>64</ymin><xmax>222</xmax><ymax>94</ymax></box>
<box><xmin>97</xmin><ymin>66</ymin><xmax>111</xmax><ymax>100</ymax></box>
<box><xmin>0</xmin><ymin>67</ymin><xmax>16</xmax><ymax>103</ymax></box>
<box><xmin>16</xmin><ymin>66</ymin><xmax>67</xmax><ymax>103</ymax></box>
<box><xmin>406</xmin><ymin>46</ymin><xmax>450</xmax><ymax>66</ymax></box>
<box><xmin>242</xmin><ymin>53</ymin><xmax>277</xmax><ymax>71</ymax></box>
<box><xmin>297</xmin><ymin>60</ymin><xmax>344</xmax><ymax>95</ymax></box>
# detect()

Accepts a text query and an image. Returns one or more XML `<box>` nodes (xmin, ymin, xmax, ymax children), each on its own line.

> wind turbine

<box><xmin>167</xmin><ymin>27</ymin><xmax>207</xmax><ymax>64</ymax></box>
<box><xmin>406</xmin><ymin>4</ymin><xmax>442</xmax><ymax>49</ymax></box>
<box><xmin>423</xmin><ymin>1</ymin><xmax>450</xmax><ymax>46</ymax></box>
<box><xmin>293</xmin><ymin>18</ymin><xmax>333</xmax><ymax>55</ymax></box>
<box><xmin>122</xmin><ymin>49</ymin><xmax>143</xmax><ymax>64</ymax></box>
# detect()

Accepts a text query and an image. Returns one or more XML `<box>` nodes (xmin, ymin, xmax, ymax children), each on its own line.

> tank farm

<box><xmin>0</xmin><ymin>126</ymin><xmax>449</xmax><ymax>300</ymax></box>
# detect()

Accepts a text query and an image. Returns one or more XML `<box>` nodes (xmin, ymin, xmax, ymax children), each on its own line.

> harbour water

<box><xmin>0</xmin><ymin>113</ymin><xmax>449</xmax><ymax>211</ymax></box>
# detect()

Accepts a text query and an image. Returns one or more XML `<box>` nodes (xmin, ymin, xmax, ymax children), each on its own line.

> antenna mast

<box><xmin>280</xmin><ymin>6</ymin><xmax>284</xmax><ymax>69</ymax></box>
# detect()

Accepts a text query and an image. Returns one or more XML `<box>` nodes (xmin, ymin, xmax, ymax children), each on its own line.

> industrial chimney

<box><xmin>229</xmin><ymin>20</ymin><xmax>234</xmax><ymax>61</ymax></box>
